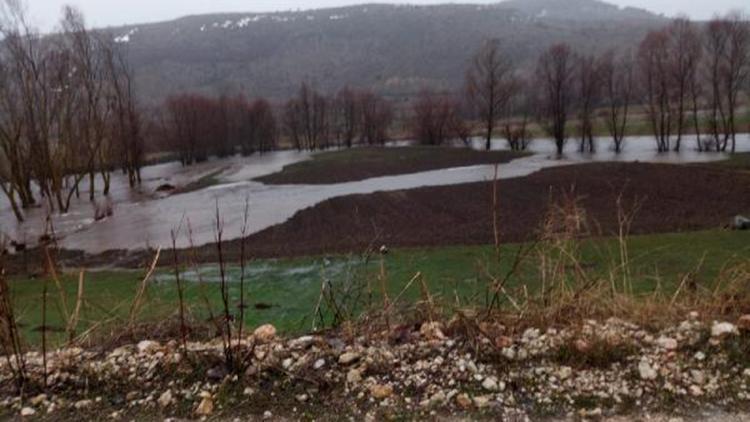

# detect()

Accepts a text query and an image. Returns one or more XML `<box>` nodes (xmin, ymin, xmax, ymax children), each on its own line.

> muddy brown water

<box><xmin>1</xmin><ymin>135</ymin><xmax>747</xmax><ymax>254</ymax></box>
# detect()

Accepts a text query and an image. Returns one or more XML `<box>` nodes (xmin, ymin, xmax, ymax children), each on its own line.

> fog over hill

<box><xmin>101</xmin><ymin>0</ymin><xmax>666</xmax><ymax>103</ymax></box>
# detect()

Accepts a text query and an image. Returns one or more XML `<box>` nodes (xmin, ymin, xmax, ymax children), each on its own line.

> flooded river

<box><xmin>1</xmin><ymin>134</ymin><xmax>748</xmax><ymax>253</ymax></box>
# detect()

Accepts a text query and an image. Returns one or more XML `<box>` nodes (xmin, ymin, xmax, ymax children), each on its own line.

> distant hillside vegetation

<box><xmin>99</xmin><ymin>0</ymin><xmax>665</xmax><ymax>103</ymax></box>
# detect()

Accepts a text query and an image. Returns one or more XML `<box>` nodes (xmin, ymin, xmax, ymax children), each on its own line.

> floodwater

<box><xmin>1</xmin><ymin>134</ymin><xmax>747</xmax><ymax>254</ymax></box>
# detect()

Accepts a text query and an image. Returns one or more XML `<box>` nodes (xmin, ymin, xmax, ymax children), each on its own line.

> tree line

<box><xmin>162</xmin><ymin>83</ymin><xmax>395</xmax><ymax>162</ymax></box>
<box><xmin>162</xmin><ymin>94</ymin><xmax>277</xmax><ymax>165</ymax></box>
<box><xmin>0</xmin><ymin>4</ymin><xmax>747</xmax><ymax>225</ymax></box>
<box><xmin>412</xmin><ymin>13</ymin><xmax>749</xmax><ymax>155</ymax></box>
<box><xmin>0</xmin><ymin>3</ymin><xmax>143</xmax><ymax>222</ymax></box>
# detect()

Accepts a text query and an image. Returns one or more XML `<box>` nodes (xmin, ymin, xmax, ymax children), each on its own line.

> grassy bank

<box><xmin>8</xmin><ymin>229</ymin><xmax>749</xmax><ymax>348</ymax></box>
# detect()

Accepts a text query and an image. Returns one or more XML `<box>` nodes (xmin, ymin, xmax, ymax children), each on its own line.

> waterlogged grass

<box><xmin>8</xmin><ymin>229</ymin><xmax>750</xmax><ymax>347</ymax></box>
<box><xmin>255</xmin><ymin>146</ymin><xmax>528</xmax><ymax>184</ymax></box>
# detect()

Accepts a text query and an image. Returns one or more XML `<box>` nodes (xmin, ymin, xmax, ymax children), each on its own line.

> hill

<box><xmin>101</xmin><ymin>0</ymin><xmax>666</xmax><ymax>103</ymax></box>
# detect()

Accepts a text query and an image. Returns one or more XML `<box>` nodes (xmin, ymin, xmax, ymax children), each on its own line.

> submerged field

<box><xmin>8</xmin><ymin>228</ymin><xmax>750</xmax><ymax>347</ymax></box>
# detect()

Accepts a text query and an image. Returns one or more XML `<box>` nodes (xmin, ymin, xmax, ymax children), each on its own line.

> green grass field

<box><xmin>8</xmin><ymin>229</ymin><xmax>750</xmax><ymax>348</ymax></box>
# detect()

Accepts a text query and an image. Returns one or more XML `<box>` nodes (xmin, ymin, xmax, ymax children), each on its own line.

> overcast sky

<box><xmin>27</xmin><ymin>0</ymin><xmax>748</xmax><ymax>32</ymax></box>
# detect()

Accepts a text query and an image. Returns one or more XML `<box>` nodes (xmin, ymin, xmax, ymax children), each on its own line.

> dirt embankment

<box><xmin>255</xmin><ymin>147</ymin><xmax>527</xmax><ymax>185</ymax></box>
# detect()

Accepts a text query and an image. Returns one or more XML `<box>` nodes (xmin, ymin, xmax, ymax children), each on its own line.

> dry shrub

<box><xmin>80</xmin><ymin>314</ymin><xmax>215</xmax><ymax>351</ymax></box>
<box><xmin>502</xmin><ymin>188</ymin><xmax>750</xmax><ymax>330</ymax></box>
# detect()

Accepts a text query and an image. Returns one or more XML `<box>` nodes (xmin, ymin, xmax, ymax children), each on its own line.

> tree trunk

<box><xmin>0</xmin><ymin>184</ymin><xmax>24</xmax><ymax>222</ymax></box>
<box><xmin>88</xmin><ymin>171</ymin><xmax>95</xmax><ymax>201</ymax></box>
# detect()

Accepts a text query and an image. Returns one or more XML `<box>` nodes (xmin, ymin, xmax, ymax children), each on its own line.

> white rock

<box><xmin>20</xmin><ymin>407</ymin><xmax>36</xmax><ymax>417</ymax></box>
<box><xmin>638</xmin><ymin>360</ymin><xmax>658</xmax><ymax>380</ymax></box>
<box><xmin>254</xmin><ymin>324</ymin><xmax>277</xmax><ymax>342</ymax></box>
<box><xmin>263</xmin><ymin>410</ymin><xmax>273</xmax><ymax>419</ymax></box>
<box><xmin>289</xmin><ymin>335</ymin><xmax>315</xmax><ymax>349</ymax></box>
<box><xmin>502</xmin><ymin>348</ymin><xmax>516</xmax><ymax>360</ymax></box>
<box><xmin>558</xmin><ymin>366</ymin><xmax>573</xmax><ymax>380</ymax></box>
<box><xmin>339</xmin><ymin>352</ymin><xmax>360</xmax><ymax>365</ymax></box>
<box><xmin>369</xmin><ymin>384</ymin><xmax>393</xmax><ymax>399</ymax></box>
<box><xmin>481</xmin><ymin>376</ymin><xmax>499</xmax><ymax>391</ymax></box>
<box><xmin>347</xmin><ymin>368</ymin><xmax>362</xmax><ymax>383</ymax></box>
<box><xmin>522</xmin><ymin>328</ymin><xmax>540</xmax><ymax>340</ymax></box>
<box><xmin>158</xmin><ymin>390</ymin><xmax>173</xmax><ymax>407</ymax></box>
<box><xmin>195</xmin><ymin>396</ymin><xmax>214</xmax><ymax>416</ymax></box>
<box><xmin>691</xmin><ymin>370</ymin><xmax>706</xmax><ymax>385</ymax></box>
<box><xmin>314</xmin><ymin>358</ymin><xmax>326</xmax><ymax>369</ymax></box>
<box><xmin>711</xmin><ymin>322</ymin><xmax>738</xmax><ymax>338</ymax></box>
<box><xmin>689</xmin><ymin>385</ymin><xmax>704</xmax><ymax>397</ymax></box>
<box><xmin>656</xmin><ymin>336</ymin><xmax>678</xmax><ymax>350</ymax></box>
<box><xmin>137</xmin><ymin>340</ymin><xmax>160</xmax><ymax>353</ymax></box>
<box><xmin>429</xmin><ymin>391</ymin><xmax>447</xmax><ymax>405</ymax></box>
<box><xmin>473</xmin><ymin>395</ymin><xmax>491</xmax><ymax>408</ymax></box>
<box><xmin>30</xmin><ymin>394</ymin><xmax>47</xmax><ymax>406</ymax></box>
<box><xmin>74</xmin><ymin>400</ymin><xmax>92</xmax><ymax>410</ymax></box>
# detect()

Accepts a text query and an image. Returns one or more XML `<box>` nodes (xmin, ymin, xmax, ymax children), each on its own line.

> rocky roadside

<box><xmin>2</xmin><ymin>314</ymin><xmax>750</xmax><ymax>421</ymax></box>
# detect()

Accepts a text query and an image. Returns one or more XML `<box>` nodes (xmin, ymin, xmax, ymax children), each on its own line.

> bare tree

<box><xmin>639</xmin><ymin>29</ymin><xmax>673</xmax><ymax>152</ymax></box>
<box><xmin>103</xmin><ymin>40</ymin><xmax>144</xmax><ymax>187</ymax></box>
<box><xmin>283</xmin><ymin>98</ymin><xmax>304</xmax><ymax>151</ymax></box>
<box><xmin>210</xmin><ymin>95</ymin><xmax>233</xmax><ymax>158</ymax></box>
<box><xmin>61</xmin><ymin>7</ymin><xmax>114</xmax><ymax>200</ymax></box>
<box><xmin>501</xmin><ymin>78</ymin><xmax>532</xmax><ymax>151</ymax></box>
<box><xmin>165</xmin><ymin>94</ymin><xmax>206</xmax><ymax>165</ymax></box>
<box><xmin>248</xmin><ymin>98</ymin><xmax>277</xmax><ymax>154</ymax></box>
<box><xmin>466</xmin><ymin>39</ymin><xmax>516</xmax><ymax>151</ymax></box>
<box><xmin>576</xmin><ymin>54</ymin><xmax>600</xmax><ymax>153</ymax></box>
<box><xmin>288</xmin><ymin>83</ymin><xmax>330</xmax><ymax>150</ymax></box>
<box><xmin>1</xmin><ymin>3</ymin><xmax>82</xmax><ymax>213</ymax></box>
<box><xmin>599</xmin><ymin>50</ymin><xmax>634</xmax><ymax>153</ymax></box>
<box><xmin>704</xmin><ymin>13</ymin><xmax>750</xmax><ymax>152</ymax></box>
<box><xmin>535</xmin><ymin>43</ymin><xmax>577</xmax><ymax>155</ymax></box>
<box><xmin>358</xmin><ymin>90</ymin><xmax>392</xmax><ymax>145</ymax></box>
<box><xmin>334</xmin><ymin>87</ymin><xmax>360</xmax><ymax>148</ymax></box>
<box><xmin>667</xmin><ymin>18</ymin><xmax>702</xmax><ymax>151</ymax></box>
<box><xmin>0</xmin><ymin>48</ymin><xmax>33</xmax><ymax>221</ymax></box>
<box><xmin>412</xmin><ymin>90</ymin><xmax>451</xmax><ymax>146</ymax></box>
